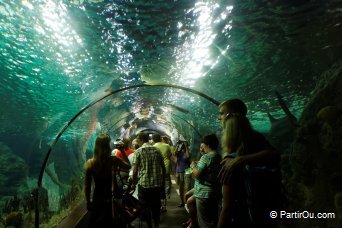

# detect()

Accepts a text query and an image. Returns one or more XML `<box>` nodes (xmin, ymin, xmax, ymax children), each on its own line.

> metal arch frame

<box><xmin>106</xmin><ymin>106</ymin><xmax>202</xmax><ymax>138</ymax></box>
<box><xmin>108</xmin><ymin>112</ymin><xmax>203</xmax><ymax>138</ymax></box>
<box><xmin>106</xmin><ymin>112</ymin><xmax>134</xmax><ymax>132</ymax></box>
<box><xmin>35</xmin><ymin>83</ymin><xmax>219</xmax><ymax>227</ymax></box>
<box><xmin>170</xmin><ymin>112</ymin><xmax>202</xmax><ymax>138</ymax></box>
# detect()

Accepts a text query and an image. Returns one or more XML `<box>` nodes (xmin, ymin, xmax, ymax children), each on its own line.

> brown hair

<box><xmin>219</xmin><ymin>99</ymin><xmax>248</xmax><ymax>116</ymax></box>
<box><xmin>202</xmin><ymin>134</ymin><xmax>219</xmax><ymax>151</ymax></box>
<box><xmin>136</xmin><ymin>132</ymin><xmax>149</xmax><ymax>143</ymax></box>
<box><xmin>152</xmin><ymin>133</ymin><xmax>161</xmax><ymax>143</ymax></box>
<box><xmin>93</xmin><ymin>134</ymin><xmax>111</xmax><ymax>167</ymax></box>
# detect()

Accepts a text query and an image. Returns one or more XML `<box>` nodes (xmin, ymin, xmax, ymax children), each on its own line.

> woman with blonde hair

<box><xmin>85</xmin><ymin>133</ymin><xmax>130</xmax><ymax>227</ymax></box>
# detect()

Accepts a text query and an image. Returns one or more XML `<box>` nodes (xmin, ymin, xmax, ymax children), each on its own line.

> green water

<box><xmin>0</xmin><ymin>0</ymin><xmax>341</xmax><ymax>226</ymax></box>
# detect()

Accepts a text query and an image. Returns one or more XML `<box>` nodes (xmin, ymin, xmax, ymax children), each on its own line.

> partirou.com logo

<box><xmin>269</xmin><ymin>210</ymin><xmax>336</xmax><ymax>219</ymax></box>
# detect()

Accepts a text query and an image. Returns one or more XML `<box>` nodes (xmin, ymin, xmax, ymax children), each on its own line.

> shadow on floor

<box><xmin>64</xmin><ymin>175</ymin><xmax>188</xmax><ymax>227</ymax></box>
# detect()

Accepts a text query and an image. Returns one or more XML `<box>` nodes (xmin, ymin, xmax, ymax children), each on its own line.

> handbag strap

<box><xmin>116</xmin><ymin>167</ymin><xmax>124</xmax><ymax>184</ymax></box>
<box><xmin>111</xmin><ymin>161</ymin><xmax>118</xmax><ymax>220</ymax></box>
<box><xmin>112</xmin><ymin>159</ymin><xmax>125</xmax><ymax>196</ymax></box>
<box><xmin>112</xmin><ymin>159</ymin><xmax>120</xmax><ymax>195</ymax></box>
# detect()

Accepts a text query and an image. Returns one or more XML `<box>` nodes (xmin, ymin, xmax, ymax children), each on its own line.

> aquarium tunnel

<box><xmin>0</xmin><ymin>0</ymin><xmax>341</xmax><ymax>227</ymax></box>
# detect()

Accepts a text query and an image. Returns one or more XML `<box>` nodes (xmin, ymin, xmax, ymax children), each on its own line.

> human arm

<box><xmin>123</xmin><ymin>124</ymin><xmax>137</xmax><ymax>140</ymax></box>
<box><xmin>160</xmin><ymin>153</ymin><xmax>166</xmax><ymax>188</ymax></box>
<box><xmin>184</xmin><ymin>143</ymin><xmax>190</xmax><ymax>159</ymax></box>
<box><xmin>112</xmin><ymin>149</ymin><xmax>119</xmax><ymax>157</ymax></box>
<box><xmin>171</xmin><ymin>145</ymin><xmax>177</xmax><ymax>164</ymax></box>
<box><xmin>113</xmin><ymin>155</ymin><xmax>131</xmax><ymax>170</ymax></box>
<box><xmin>190</xmin><ymin>161</ymin><xmax>200</xmax><ymax>178</ymax></box>
<box><xmin>219</xmin><ymin>149</ymin><xmax>280</xmax><ymax>183</ymax></box>
<box><xmin>128</xmin><ymin>153</ymin><xmax>136</xmax><ymax>179</ymax></box>
<box><xmin>131</xmin><ymin>153</ymin><xmax>139</xmax><ymax>189</ymax></box>
<box><xmin>84</xmin><ymin>160</ymin><xmax>92</xmax><ymax>210</ymax></box>
<box><xmin>166</xmin><ymin>145</ymin><xmax>172</xmax><ymax>160</ymax></box>
<box><xmin>217</xmin><ymin>185</ymin><xmax>232</xmax><ymax>228</ymax></box>
<box><xmin>170</xmin><ymin>145</ymin><xmax>175</xmax><ymax>156</ymax></box>
<box><xmin>191</xmin><ymin>152</ymin><xmax>208</xmax><ymax>179</ymax></box>
<box><xmin>120</xmin><ymin>148</ymin><xmax>130</xmax><ymax>165</ymax></box>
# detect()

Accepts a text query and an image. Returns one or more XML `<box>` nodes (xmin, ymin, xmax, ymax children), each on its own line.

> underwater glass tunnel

<box><xmin>0</xmin><ymin>0</ymin><xmax>341</xmax><ymax>227</ymax></box>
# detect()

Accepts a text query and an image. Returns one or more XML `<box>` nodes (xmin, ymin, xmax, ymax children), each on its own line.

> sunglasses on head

<box><xmin>224</xmin><ymin>112</ymin><xmax>243</xmax><ymax>120</ymax></box>
<box><xmin>224</xmin><ymin>113</ymin><xmax>232</xmax><ymax>120</ymax></box>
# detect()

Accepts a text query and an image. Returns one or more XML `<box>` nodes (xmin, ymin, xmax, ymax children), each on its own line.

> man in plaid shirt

<box><xmin>132</xmin><ymin>132</ymin><xmax>166</xmax><ymax>228</ymax></box>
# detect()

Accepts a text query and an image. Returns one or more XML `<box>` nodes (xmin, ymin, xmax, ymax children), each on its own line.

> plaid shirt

<box><xmin>135</xmin><ymin>143</ymin><xmax>165</xmax><ymax>188</ymax></box>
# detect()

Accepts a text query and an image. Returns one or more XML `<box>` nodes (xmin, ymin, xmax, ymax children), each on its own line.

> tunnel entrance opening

<box><xmin>34</xmin><ymin>83</ymin><xmax>220</xmax><ymax>227</ymax></box>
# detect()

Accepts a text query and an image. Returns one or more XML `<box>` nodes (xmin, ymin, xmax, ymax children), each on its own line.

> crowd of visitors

<box><xmin>84</xmin><ymin>98</ymin><xmax>283</xmax><ymax>227</ymax></box>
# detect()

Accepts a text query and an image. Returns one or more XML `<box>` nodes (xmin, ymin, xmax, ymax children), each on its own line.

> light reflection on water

<box><xmin>0</xmin><ymin>0</ymin><xmax>340</xmax><ymax>225</ymax></box>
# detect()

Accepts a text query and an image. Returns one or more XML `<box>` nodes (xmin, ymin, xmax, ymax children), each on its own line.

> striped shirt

<box><xmin>135</xmin><ymin>143</ymin><xmax>165</xmax><ymax>188</ymax></box>
<box><xmin>194</xmin><ymin>151</ymin><xmax>221</xmax><ymax>199</ymax></box>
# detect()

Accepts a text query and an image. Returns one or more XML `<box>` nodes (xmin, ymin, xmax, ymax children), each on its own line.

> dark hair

<box><xmin>122</xmin><ymin>138</ymin><xmax>130</xmax><ymax>149</ymax></box>
<box><xmin>152</xmin><ymin>133</ymin><xmax>161</xmax><ymax>143</ymax></box>
<box><xmin>136</xmin><ymin>132</ymin><xmax>149</xmax><ymax>143</ymax></box>
<box><xmin>219</xmin><ymin>99</ymin><xmax>248</xmax><ymax>116</ymax></box>
<box><xmin>93</xmin><ymin>134</ymin><xmax>111</xmax><ymax>166</ymax></box>
<box><xmin>202</xmin><ymin>134</ymin><xmax>219</xmax><ymax>151</ymax></box>
<box><xmin>161</xmin><ymin>135</ymin><xmax>168</xmax><ymax>142</ymax></box>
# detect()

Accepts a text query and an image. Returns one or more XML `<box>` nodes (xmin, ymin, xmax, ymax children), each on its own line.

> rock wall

<box><xmin>285</xmin><ymin>60</ymin><xmax>342</xmax><ymax>227</ymax></box>
<box><xmin>0</xmin><ymin>142</ymin><xmax>28</xmax><ymax>196</ymax></box>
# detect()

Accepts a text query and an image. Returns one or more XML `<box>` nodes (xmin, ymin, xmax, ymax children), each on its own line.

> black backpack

<box><xmin>199</xmin><ymin>153</ymin><xmax>221</xmax><ymax>187</ymax></box>
<box><xmin>230</xmin><ymin>164</ymin><xmax>287</xmax><ymax>226</ymax></box>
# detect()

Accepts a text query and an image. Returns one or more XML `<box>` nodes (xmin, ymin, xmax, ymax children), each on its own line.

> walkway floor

<box><xmin>132</xmin><ymin>177</ymin><xmax>189</xmax><ymax>228</ymax></box>
<box><xmin>72</xmin><ymin>175</ymin><xmax>189</xmax><ymax>228</ymax></box>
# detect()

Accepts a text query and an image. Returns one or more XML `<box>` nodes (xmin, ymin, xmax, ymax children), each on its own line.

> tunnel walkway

<box><xmin>131</xmin><ymin>176</ymin><xmax>189</xmax><ymax>228</ymax></box>
<box><xmin>59</xmin><ymin>175</ymin><xmax>189</xmax><ymax>227</ymax></box>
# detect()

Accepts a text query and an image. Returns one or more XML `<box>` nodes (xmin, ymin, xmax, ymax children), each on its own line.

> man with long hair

<box><xmin>218</xmin><ymin>99</ymin><xmax>279</xmax><ymax>183</ymax></box>
<box><xmin>217</xmin><ymin>99</ymin><xmax>281</xmax><ymax>227</ymax></box>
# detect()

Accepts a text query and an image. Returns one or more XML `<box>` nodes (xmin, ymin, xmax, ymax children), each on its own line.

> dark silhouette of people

<box><xmin>84</xmin><ymin>134</ymin><xmax>130</xmax><ymax>227</ymax></box>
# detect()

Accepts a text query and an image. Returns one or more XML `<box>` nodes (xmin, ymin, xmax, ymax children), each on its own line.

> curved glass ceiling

<box><xmin>0</xmin><ymin>0</ymin><xmax>340</xmax><ymax>225</ymax></box>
